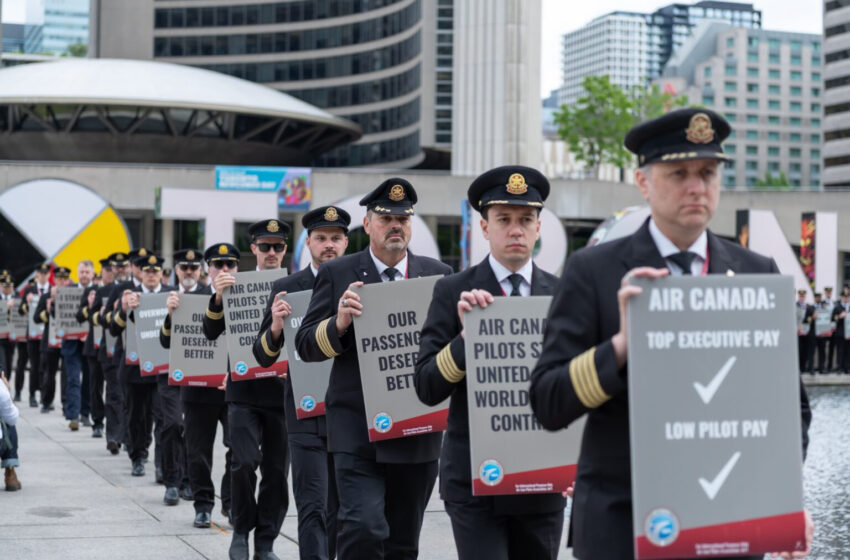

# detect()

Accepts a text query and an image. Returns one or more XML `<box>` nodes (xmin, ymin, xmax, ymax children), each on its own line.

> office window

<box><xmin>812</xmin><ymin>72</ymin><xmax>821</xmax><ymax>81</ymax></box>
<box><xmin>769</xmin><ymin>69</ymin><xmax>780</xmax><ymax>79</ymax></box>
<box><xmin>704</xmin><ymin>66</ymin><xmax>712</xmax><ymax>77</ymax></box>
<box><xmin>789</xmin><ymin>133</ymin><xmax>802</xmax><ymax>142</ymax></box>
<box><xmin>812</xmin><ymin>87</ymin><xmax>821</xmax><ymax>97</ymax></box>
<box><xmin>769</xmin><ymin>39</ymin><xmax>780</xmax><ymax>49</ymax></box>
<box><xmin>769</xmin><ymin>54</ymin><xmax>780</xmax><ymax>64</ymax></box>
<box><xmin>768</xmin><ymin>100</ymin><xmax>780</xmax><ymax>110</ymax></box>
<box><xmin>748</xmin><ymin>53</ymin><xmax>759</xmax><ymax>63</ymax></box>
<box><xmin>811</xmin><ymin>163</ymin><xmax>821</xmax><ymax>175</ymax></box>
<box><xmin>791</xmin><ymin>101</ymin><xmax>802</xmax><ymax>112</ymax></box>
<box><xmin>747</xmin><ymin>67</ymin><xmax>759</xmax><ymax>77</ymax></box>
<box><xmin>791</xmin><ymin>55</ymin><xmax>802</xmax><ymax>66</ymax></box>
<box><xmin>748</xmin><ymin>36</ymin><xmax>759</xmax><ymax>48</ymax></box>
<box><xmin>789</xmin><ymin>163</ymin><xmax>802</xmax><ymax>172</ymax></box>
<box><xmin>725</xmin><ymin>143</ymin><xmax>737</xmax><ymax>153</ymax></box>
<box><xmin>746</xmin><ymin>114</ymin><xmax>758</xmax><ymax>123</ymax></box>
<box><xmin>746</xmin><ymin>160</ymin><xmax>759</xmax><ymax>170</ymax></box>
<box><xmin>768</xmin><ymin>146</ymin><xmax>780</xmax><ymax>156</ymax></box>
<box><xmin>768</xmin><ymin>132</ymin><xmax>780</xmax><ymax>141</ymax></box>
<box><xmin>768</xmin><ymin>84</ymin><xmax>780</xmax><ymax>94</ymax></box>
<box><xmin>790</xmin><ymin>86</ymin><xmax>802</xmax><ymax>96</ymax></box>
<box><xmin>746</xmin><ymin>145</ymin><xmax>758</xmax><ymax>155</ymax></box>
<box><xmin>768</xmin><ymin>161</ymin><xmax>780</xmax><ymax>171</ymax></box>
<box><xmin>746</xmin><ymin>130</ymin><xmax>758</xmax><ymax>140</ymax></box>
<box><xmin>703</xmin><ymin>94</ymin><xmax>715</xmax><ymax>105</ymax></box>
<box><xmin>726</xmin><ymin>37</ymin><xmax>734</xmax><ymax>48</ymax></box>
<box><xmin>746</xmin><ymin>98</ymin><xmax>758</xmax><ymax>108</ymax></box>
<box><xmin>725</xmin><ymin>81</ymin><xmax>737</xmax><ymax>92</ymax></box>
<box><xmin>790</xmin><ymin>117</ymin><xmax>802</xmax><ymax>126</ymax></box>
<box><xmin>811</xmin><ymin>118</ymin><xmax>821</xmax><ymax>127</ymax></box>
<box><xmin>725</xmin><ymin>97</ymin><xmax>737</xmax><ymax>108</ymax></box>
<box><xmin>811</xmin><ymin>134</ymin><xmax>821</xmax><ymax>143</ymax></box>
<box><xmin>811</xmin><ymin>149</ymin><xmax>821</xmax><ymax>158</ymax></box>
<box><xmin>747</xmin><ymin>83</ymin><xmax>758</xmax><ymax>93</ymax></box>
<box><xmin>768</xmin><ymin>116</ymin><xmax>780</xmax><ymax>125</ymax></box>
<box><xmin>791</xmin><ymin>71</ymin><xmax>802</xmax><ymax>81</ymax></box>
<box><xmin>812</xmin><ymin>56</ymin><xmax>822</xmax><ymax>67</ymax></box>
<box><xmin>724</xmin><ymin>112</ymin><xmax>737</xmax><ymax>122</ymax></box>
<box><xmin>725</xmin><ymin>65</ymin><xmax>737</xmax><ymax>76</ymax></box>
<box><xmin>811</xmin><ymin>103</ymin><xmax>821</xmax><ymax>112</ymax></box>
<box><xmin>790</xmin><ymin>148</ymin><xmax>802</xmax><ymax>158</ymax></box>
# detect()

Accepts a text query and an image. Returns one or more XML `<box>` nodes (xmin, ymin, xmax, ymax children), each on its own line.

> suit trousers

<box><xmin>333</xmin><ymin>452</ymin><xmax>437</xmax><ymax>560</ymax></box>
<box><xmin>816</xmin><ymin>337</ymin><xmax>829</xmax><ymax>372</ymax></box>
<box><xmin>40</xmin><ymin>350</ymin><xmax>61</xmax><ymax>407</ymax></box>
<box><xmin>88</xmin><ymin>356</ymin><xmax>105</xmax><ymax>427</ymax></box>
<box><xmin>14</xmin><ymin>342</ymin><xmax>27</xmax><ymax>396</ymax></box>
<box><xmin>184</xmin><ymin>401</ymin><xmax>232</xmax><ymax>515</ymax></box>
<box><xmin>26</xmin><ymin>340</ymin><xmax>41</xmax><ymax>397</ymax></box>
<box><xmin>228</xmin><ymin>402</ymin><xmax>289</xmax><ymax>551</ymax></box>
<box><xmin>126</xmin><ymin>382</ymin><xmax>156</xmax><ymax>462</ymax></box>
<box><xmin>61</xmin><ymin>341</ymin><xmax>82</xmax><ymax>420</ymax></box>
<box><xmin>0</xmin><ymin>341</ymin><xmax>18</xmax><ymax>395</ymax></box>
<box><xmin>156</xmin><ymin>375</ymin><xmax>187</xmax><ymax>488</ymax></box>
<box><xmin>101</xmin><ymin>360</ymin><xmax>123</xmax><ymax>444</ymax></box>
<box><xmin>290</xmin><ymin>432</ymin><xmax>338</xmax><ymax>560</ymax></box>
<box><xmin>444</xmin><ymin>496</ymin><xmax>564</xmax><ymax>560</ymax></box>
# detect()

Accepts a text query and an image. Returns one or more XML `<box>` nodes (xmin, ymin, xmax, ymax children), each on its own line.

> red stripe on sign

<box><xmin>296</xmin><ymin>401</ymin><xmax>326</xmax><ymax>419</ymax></box>
<box><xmin>168</xmin><ymin>373</ymin><xmax>227</xmax><ymax>387</ymax></box>
<box><xmin>635</xmin><ymin>510</ymin><xmax>806</xmax><ymax>559</ymax></box>
<box><xmin>472</xmin><ymin>464</ymin><xmax>577</xmax><ymax>496</ymax></box>
<box><xmin>141</xmin><ymin>363</ymin><xmax>170</xmax><ymax>377</ymax></box>
<box><xmin>231</xmin><ymin>360</ymin><xmax>288</xmax><ymax>382</ymax></box>
<box><xmin>367</xmin><ymin>408</ymin><xmax>449</xmax><ymax>441</ymax></box>
<box><xmin>62</xmin><ymin>332</ymin><xmax>87</xmax><ymax>340</ymax></box>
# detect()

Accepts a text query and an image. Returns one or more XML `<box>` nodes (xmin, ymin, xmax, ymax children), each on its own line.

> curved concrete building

<box><xmin>92</xmin><ymin>0</ymin><xmax>441</xmax><ymax>168</ymax></box>
<box><xmin>0</xmin><ymin>57</ymin><xmax>361</xmax><ymax>165</ymax></box>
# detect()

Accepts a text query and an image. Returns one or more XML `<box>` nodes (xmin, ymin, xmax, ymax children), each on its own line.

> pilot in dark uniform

<box><xmin>253</xmin><ymin>206</ymin><xmax>351</xmax><ymax>560</ymax></box>
<box><xmin>414</xmin><ymin>166</ymin><xmax>566</xmax><ymax>559</ymax></box>
<box><xmin>529</xmin><ymin>108</ymin><xmax>813</xmax><ymax>560</ymax></box>
<box><xmin>295</xmin><ymin>179</ymin><xmax>452</xmax><ymax>560</ymax></box>
<box><xmin>19</xmin><ymin>263</ymin><xmax>51</xmax><ymax>408</ymax></box>
<box><xmin>202</xmin><ymin>227</ymin><xmax>290</xmax><ymax>560</ymax></box>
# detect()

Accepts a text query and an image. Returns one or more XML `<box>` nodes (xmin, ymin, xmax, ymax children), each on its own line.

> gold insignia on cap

<box><xmin>685</xmin><ymin>112</ymin><xmax>714</xmax><ymax>144</ymax></box>
<box><xmin>324</xmin><ymin>207</ymin><xmax>339</xmax><ymax>222</ymax></box>
<box><xmin>186</xmin><ymin>250</ymin><xmax>195</xmax><ymax>261</ymax></box>
<box><xmin>218</xmin><ymin>244</ymin><xmax>228</xmax><ymax>255</ymax></box>
<box><xmin>147</xmin><ymin>255</ymin><xmax>156</xmax><ymax>265</ymax></box>
<box><xmin>139</xmin><ymin>248</ymin><xmax>148</xmax><ymax>257</ymax></box>
<box><xmin>267</xmin><ymin>220</ymin><xmax>280</xmax><ymax>233</ymax></box>
<box><xmin>506</xmin><ymin>173</ymin><xmax>528</xmax><ymax>195</ymax></box>
<box><xmin>389</xmin><ymin>185</ymin><xmax>405</xmax><ymax>202</ymax></box>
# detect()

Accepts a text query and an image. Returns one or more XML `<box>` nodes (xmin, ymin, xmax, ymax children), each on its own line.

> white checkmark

<box><xmin>693</xmin><ymin>356</ymin><xmax>736</xmax><ymax>404</ymax></box>
<box><xmin>698</xmin><ymin>451</ymin><xmax>741</xmax><ymax>500</ymax></box>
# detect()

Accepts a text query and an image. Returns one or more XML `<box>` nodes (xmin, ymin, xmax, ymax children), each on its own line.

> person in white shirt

<box><xmin>0</xmin><ymin>371</ymin><xmax>21</xmax><ymax>491</ymax></box>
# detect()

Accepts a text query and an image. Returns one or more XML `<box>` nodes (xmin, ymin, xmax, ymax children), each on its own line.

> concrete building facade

<box><xmin>660</xmin><ymin>23</ymin><xmax>823</xmax><ymax>188</ymax></box>
<box><xmin>823</xmin><ymin>0</ymin><xmax>850</xmax><ymax>187</ymax></box>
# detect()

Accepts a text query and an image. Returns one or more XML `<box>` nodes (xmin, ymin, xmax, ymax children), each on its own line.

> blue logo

<box><xmin>645</xmin><ymin>508</ymin><xmax>679</xmax><ymax>547</ymax></box>
<box><xmin>57</xmin><ymin>329</ymin><xmax>65</xmax><ymax>337</ymax></box>
<box><xmin>235</xmin><ymin>361</ymin><xmax>248</xmax><ymax>376</ymax></box>
<box><xmin>9</xmin><ymin>333</ymin><xmax>16</xmax><ymax>341</ymax></box>
<box><xmin>173</xmin><ymin>370</ymin><xmax>184</xmax><ymax>382</ymax></box>
<box><xmin>143</xmin><ymin>361</ymin><xmax>154</xmax><ymax>373</ymax></box>
<box><xmin>373</xmin><ymin>412</ymin><xmax>393</xmax><ymax>434</ymax></box>
<box><xmin>300</xmin><ymin>395</ymin><xmax>316</xmax><ymax>412</ymax></box>
<box><xmin>479</xmin><ymin>459</ymin><xmax>504</xmax><ymax>486</ymax></box>
<box><xmin>129</xmin><ymin>352</ymin><xmax>138</xmax><ymax>362</ymax></box>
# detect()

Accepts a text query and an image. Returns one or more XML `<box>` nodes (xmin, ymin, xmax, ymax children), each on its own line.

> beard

<box><xmin>181</xmin><ymin>277</ymin><xmax>197</xmax><ymax>290</ymax></box>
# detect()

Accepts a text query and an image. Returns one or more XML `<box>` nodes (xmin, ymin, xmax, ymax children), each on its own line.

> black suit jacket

<box><xmin>414</xmin><ymin>255</ymin><xmax>566</xmax><ymax>515</ymax></box>
<box><xmin>295</xmin><ymin>248</ymin><xmax>452</xmax><ymax>463</ymax></box>
<box><xmin>76</xmin><ymin>284</ymin><xmax>98</xmax><ymax>358</ymax></box>
<box><xmin>832</xmin><ymin>302</ymin><xmax>850</xmax><ymax>339</ymax></box>
<box><xmin>106</xmin><ymin>280</ymin><xmax>138</xmax><ymax>367</ymax></box>
<box><xmin>252</xmin><ymin>266</ymin><xmax>324</xmax><ymax>435</ymax></box>
<box><xmin>529</xmin><ymin>220</ymin><xmax>812</xmax><ymax>560</ymax></box>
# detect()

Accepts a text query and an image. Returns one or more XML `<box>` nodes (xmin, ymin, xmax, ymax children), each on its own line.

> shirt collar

<box><xmin>649</xmin><ymin>218</ymin><xmax>708</xmax><ymax>261</ymax></box>
<box><xmin>141</xmin><ymin>284</ymin><xmax>161</xmax><ymax>294</ymax></box>
<box><xmin>488</xmin><ymin>254</ymin><xmax>533</xmax><ymax>285</ymax></box>
<box><xmin>369</xmin><ymin>247</ymin><xmax>408</xmax><ymax>280</ymax></box>
<box><xmin>310</xmin><ymin>263</ymin><xmax>319</xmax><ymax>278</ymax></box>
<box><xmin>37</xmin><ymin>282</ymin><xmax>50</xmax><ymax>292</ymax></box>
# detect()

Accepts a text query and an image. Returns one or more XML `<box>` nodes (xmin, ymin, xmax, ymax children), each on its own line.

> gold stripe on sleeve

<box><xmin>205</xmin><ymin>308</ymin><xmax>224</xmax><ymax>321</ymax></box>
<box><xmin>436</xmin><ymin>344</ymin><xmax>465</xmax><ymax>383</ymax></box>
<box><xmin>113</xmin><ymin>313</ymin><xmax>126</xmax><ymax>328</ymax></box>
<box><xmin>261</xmin><ymin>330</ymin><xmax>281</xmax><ymax>358</ymax></box>
<box><xmin>315</xmin><ymin>318</ymin><xmax>340</xmax><ymax>358</ymax></box>
<box><xmin>569</xmin><ymin>347</ymin><xmax>610</xmax><ymax>409</ymax></box>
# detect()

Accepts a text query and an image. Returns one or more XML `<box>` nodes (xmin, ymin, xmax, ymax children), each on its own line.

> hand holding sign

<box><xmin>270</xmin><ymin>292</ymin><xmax>292</xmax><ymax>338</ymax></box>
<box><xmin>457</xmin><ymin>289</ymin><xmax>494</xmax><ymax>339</ymax></box>
<box><xmin>615</xmin><ymin>267</ymin><xmax>670</xmax><ymax>367</ymax></box>
<box><xmin>87</xmin><ymin>289</ymin><xmax>96</xmax><ymax>308</ymax></box>
<box><xmin>336</xmin><ymin>281</ymin><xmax>363</xmax><ymax>335</ymax></box>
<box><xmin>213</xmin><ymin>272</ymin><xmax>236</xmax><ymax>305</ymax></box>
<box><xmin>769</xmin><ymin>508</ymin><xmax>813</xmax><ymax>559</ymax></box>
<box><xmin>166</xmin><ymin>291</ymin><xmax>180</xmax><ymax>316</ymax></box>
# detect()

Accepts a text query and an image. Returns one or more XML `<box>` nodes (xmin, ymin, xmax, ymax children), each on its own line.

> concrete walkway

<box><xmin>1</xmin><ymin>395</ymin><xmax>573</xmax><ymax>559</ymax></box>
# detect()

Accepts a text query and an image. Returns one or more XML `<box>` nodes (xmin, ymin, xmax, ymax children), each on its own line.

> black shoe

<box><xmin>81</xmin><ymin>417</ymin><xmax>92</xmax><ymax>427</ymax></box>
<box><xmin>107</xmin><ymin>441</ymin><xmax>119</xmax><ymax>455</ymax></box>
<box><xmin>40</xmin><ymin>406</ymin><xmax>50</xmax><ymax>414</ymax></box>
<box><xmin>131</xmin><ymin>460</ymin><xmax>145</xmax><ymax>477</ymax></box>
<box><xmin>179</xmin><ymin>486</ymin><xmax>194</xmax><ymax>501</ymax></box>
<box><xmin>253</xmin><ymin>551</ymin><xmax>280</xmax><ymax>560</ymax></box>
<box><xmin>13</xmin><ymin>392</ymin><xmax>21</xmax><ymax>403</ymax></box>
<box><xmin>48</xmin><ymin>404</ymin><xmax>55</xmax><ymax>411</ymax></box>
<box><xmin>221</xmin><ymin>506</ymin><xmax>233</xmax><ymax>527</ymax></box>
<box><xmin>163</xmin><ymin>487</ymin><xmax>179</xmax><ymax>506</ymax></box>
<box><xmin>229</xmin><ymin>533</ymin><xmax>249</xmax><ymax>560</ymax></box>
<box><xmin>193</xmin><ymin>511</ymin><xmax>211</xmax><ymax>528</ymax></box>
<box><xmin>92</xmin><ymin>426</ymin><xmax>103</xmax><ymax>438</ymax></box>
<box><xmin>155</xmin><ymin>467</ymin><xmax>164</xmax><ymax>484</ymax></box>
<box><xmin>29</xmin><ymin>396</ymin><xmax>38</xmax><ymax>408</ymax></box>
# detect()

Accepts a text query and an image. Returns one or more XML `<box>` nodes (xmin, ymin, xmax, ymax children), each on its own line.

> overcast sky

<box><xmin>3</xmin><ymin>0</ymin><xmax>824</xmax><ymax>98</ymax></box>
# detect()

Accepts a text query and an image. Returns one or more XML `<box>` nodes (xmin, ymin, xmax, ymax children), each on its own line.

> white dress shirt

<box><xmin>648</xmin><ymin>219</ymin><xmax>708</xmax><ymax>276</ymax></box>
<box><xmin>370</xmin><ymin>248</ymin><xmax>408</xmax><ymax>282</ymax></box>
<box><xmin>488</xmin><ymin>254</ymin><xmax>533</xmax><ymax>297</ymax></box>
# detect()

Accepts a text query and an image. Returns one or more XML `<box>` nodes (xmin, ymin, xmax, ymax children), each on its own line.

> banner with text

<box><xmin>55</xmin><ymin>287</ymin><xmax>87</xmax><ymax>340</ymax></box>
<box><xmin>135</xmin><ymin>293</ymin><xmax>170</xmax><ymax>376</ymax></box>
<box><xmin>0</xmin><ymin>300</ymin><xmax>9</xmax><ymax>339</ymax></box>
<box><xmin>464</xmin><ymin>296</ymin><xmax>583</xmax><ymax>496</ymax></box>
<box><xmin>283</xmin><ymin>290</ymin><xmax>332</xmax><ymax>419</ymax></box>
<box><xmin>169</xmin><ymin>294</ymin><xmax>228</xmax><ymax>387</ymax></box>
<box><xmin>627</xmin><ymin>274</ymin><xmax>805</xmax><ymax>559</ymax></box>
<box><xmin>8</xmin><ymin>299</ymin><xmax>26</xmax><ymax>342</ymax></box>
<box><xmin>223</xmin><ymin>269</ymin><xmax>288</xmax><ymax>381</ymax></box>
<box><xmin>28</xmin><ymin>295</ymin><xmax>44</xmax><ymax>341</ymax></box>
<box><xmin>353</xmin><ymin>276</ymin><xmax>447</xmax><ymax>441</ymax></box>
<box><xmin>124</xmin><ymin>313</ymin><xmax>139</xmax><ymax>365</ymax></box>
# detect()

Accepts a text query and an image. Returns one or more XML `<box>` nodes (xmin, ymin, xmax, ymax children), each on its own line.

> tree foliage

<box><xmin>755</xmin><ymin>171</ymin><xmax>791</xmax><ymax>188</ymax></box>
<box><xmin>66</xmin><ymin>42</ymin><xmax>87</xmax><ymax>57</ymax></box>
<box><xmin>554</xmin><ymin>76</ymin><xmax>688</xmax><ymax>179</ymax></box>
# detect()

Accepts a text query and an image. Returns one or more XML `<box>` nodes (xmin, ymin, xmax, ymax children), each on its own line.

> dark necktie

<box><xmin>384</xmin><ymin>267</ymin><xmax>399</xmax><ymax>282</ymax></box>
<box><xmin>508</xmin><ymin>274</ymin><xmax>523</xmax><ymax>296</ymax></box>
<box><xmin>667</xmin><ymin>251</ymin><xmax>697</xmax><ymax>276</ymax></box>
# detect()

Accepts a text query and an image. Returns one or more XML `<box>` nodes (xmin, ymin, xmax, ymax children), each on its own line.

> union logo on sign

<box><xmin>300</xmin><ymin>395</ymin><xmax>316</xmax><ymax>412</ymax></box>
<box><xmin>173</xmin><ymin>370</ymin><xmax>184</xmax><ymax>382</ymax></box>
<box><xmin>235</xmin><ymin>361</ymin><xmax>248</xmax><ymax>376</ymax></box>
<box><xmin>479</xmin><ymin>459</ymin><xmax>504</xmax><ymax>486</ymax></box>
<box><xmin>644</xmin><ymin>508</ymin><xmax>679</xmax><ymax>547</ymax></box>
<box><xmin>129</xmin><ymin>352</ymin><xmax>138</xmax><ymax>362</ymax></box>
<box><xmin>374</xmin><ymin>412</ymin><xmax>393</xmax><ymax>433</ymax></box>
<box><xmin>143</xmin><ymin>361</ymin><xmax>154</xmax><ymax>373</ymax></box>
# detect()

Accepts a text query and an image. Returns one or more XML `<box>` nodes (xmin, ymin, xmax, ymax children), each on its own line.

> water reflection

<box><xmin>804</xmin><ymin>386</ymin><xmax>850</xmax><ymax>559</ymax></box>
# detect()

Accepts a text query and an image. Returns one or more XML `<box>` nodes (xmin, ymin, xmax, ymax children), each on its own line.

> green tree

<box><xmin>66</xmin><ymin>42</ymin><xmax>87</xmax><ymax>57</ymax></box>
<box><xmin>554</xmin><ymin>76</ymin><xmax>688</xmax><ymax>180</ymax></box>
<box><xmin>755</xmin><ymin>171</ymin><xmax>791</xmax><ymax>188</ymax></box>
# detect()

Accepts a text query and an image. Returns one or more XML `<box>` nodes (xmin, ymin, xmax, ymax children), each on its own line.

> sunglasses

<box><xmin>178</xmin><ymin>264</ymin><xmax>200</xmax><ymax>272</ymax></box>
<box><xmin>256</xmin><ymin>242</ymin><xmax>286</xmax><ymax>253</ymax></box>
<box><xmin>211</xmin><ymin>260</ymin><xmax>238</xmax><ymax>270</ymax></box>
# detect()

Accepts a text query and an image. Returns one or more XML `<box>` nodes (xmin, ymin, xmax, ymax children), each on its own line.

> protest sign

<box><xmin>55</xmin><ymin>286</ymin><xmax>87</xmax><ymax>340</ymax></box>
<box><xmin>135</xmin><ymin>293</ymin><xmax>170</xmax><ymax>376</ymax></box>
<box><xmin>169</xmin><ymin>294</ymin><xmax>228</xmax><ymax>387</ymax></box>
<box><xmin>282</xmin><ymin>290</ymin><xmax>332</xmax><ymax>418</ymax></box>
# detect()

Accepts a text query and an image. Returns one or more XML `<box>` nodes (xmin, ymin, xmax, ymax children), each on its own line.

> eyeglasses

<box><xmin>178</xmin><ymin>264</ymin><xmax>200</xmax><ymax>272</ymax></box>
<box><xmin>256</xmin><ymin>242</ymin><xmax>286</xmax><ymax>253</ymax></box>
<box><xmin>211</xmin><ymin>260</ymin><xmax>238</xmax><ymax>270</ymax></box>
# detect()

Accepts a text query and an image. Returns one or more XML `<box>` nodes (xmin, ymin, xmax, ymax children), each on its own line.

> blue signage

<box><xmin>215</xmin><ymin>166</ymin><xmax>312</xmax><ymax>210</ymax></box>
